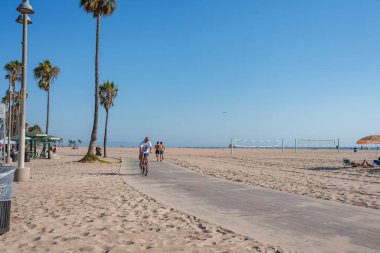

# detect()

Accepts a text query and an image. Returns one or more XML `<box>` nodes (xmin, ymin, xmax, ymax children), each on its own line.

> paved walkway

<box><xmin>121</xmin><ymin>158</ymin><xmax>380</xmax><ymax>253</ymax></box>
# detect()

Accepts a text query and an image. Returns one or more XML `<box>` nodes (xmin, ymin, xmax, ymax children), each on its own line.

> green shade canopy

<box><xmin>12</xmin><ymin>133</ymin><xmax>61</xmax><ymax>143</ymax></box>
<box><xmin>11</xmin><ymin>136</ymin><xmax>31</xmax><ymax>141</ymax></box>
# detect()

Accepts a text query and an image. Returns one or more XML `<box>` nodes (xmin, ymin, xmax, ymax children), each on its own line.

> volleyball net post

<box><xmin>338</xmin><ymin>138</ymin><xmax>340</xmax><ymax>153</ymax></box>
<box><xmin>282</xmin><ymin>138</ymin><xmax>284</xmax><ymax>153</ymax></box>
<box><xmin>230</xmin><ymin>137</ymin><xmax>234</xmax><ymax>155</ymax></box>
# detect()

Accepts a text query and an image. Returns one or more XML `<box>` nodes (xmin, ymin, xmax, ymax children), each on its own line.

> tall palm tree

<box><xmin>99</xmin><ymin>81</ymin><xmax>118</xmax><ymax>158</ymax></box>
<box><xmin>3</xmin><ymin>91</ymin><xmax>22</xmax><ymax>137</ymax></box>
<box><xmin>4</xmin><ymin>61</ymin><xmax>22</xmax><ymax>91</ymax></box>
<box><xmin>33</xmin><ymin>60</ymin><xmax>60</xmax><ymax>135</ymax></box>
<box><xmin>4</xmin><ymin>61</ymin><xmax>22</xmax><ymax>137</ymax></box>
<box><xmin>80</xmin><ymin>0</ymin><xmax>117</xmax><ymax>161</ymax></box>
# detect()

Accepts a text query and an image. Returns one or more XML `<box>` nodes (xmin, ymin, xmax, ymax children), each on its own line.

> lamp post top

<box><xmin>16</xmin><ymin>14</ymin><xmax>32</xmax><ymax>25</ymax></box>
<box><xmin>16</xmin><ymin>0</ymin><xmax>35</xmax><ymax>15</ymax></box>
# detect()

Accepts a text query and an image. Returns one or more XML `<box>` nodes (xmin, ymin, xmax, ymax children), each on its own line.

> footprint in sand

<box><xmin>26</xmin><ymin>223</ymin><xmax>37</xmax><ymax>229</ymax></box>
<box><xmin>79</xmin><ymin>246</ymin><xmax>94</xmax><ymax>251</ymax></box>
<box><xmin>61</xmin><ymin>236</ymin><xmax>79</xmax><ymax>241</ymax></box>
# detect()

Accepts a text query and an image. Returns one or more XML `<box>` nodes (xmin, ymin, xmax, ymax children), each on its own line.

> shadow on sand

<box><xmin>88</xmin><ymin>172</ymin><xmax>142</xmax><ymax>176</ymax></box>
<box><xmin>367</xmin><ymin>169</ymin><xmax>380</xmax><ymax>174</ymax></box>
<box><xmin>307</xmin><ymin>167</ymin><xmax>342</xmax><ymax>171</ymax></box>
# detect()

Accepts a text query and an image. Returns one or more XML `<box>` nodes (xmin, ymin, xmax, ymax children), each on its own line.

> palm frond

<box><xmin>4</xmin><ymin>60</ymin><xmax>22</xmax><ymax>89</ymax></box>
<box><xmin>34</xmin><ymin>60</ymin><xmax>60</xmax><ymax>92</ymax></box>
<box><xmin>80</xmin><ymin>0</ymin><xmax>117</xmax><ymax>17</ymax></box>
<box><xmin>99</xmin><ymin>80</ymin><xmax>118</xmax><ymax>110</ymax></box>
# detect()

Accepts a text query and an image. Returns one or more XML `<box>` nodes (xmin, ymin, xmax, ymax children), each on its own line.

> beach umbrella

<box><xmin>356</xmin><ymin>135</ymin><xmax>380</xmax><ymax>145</ymax></box>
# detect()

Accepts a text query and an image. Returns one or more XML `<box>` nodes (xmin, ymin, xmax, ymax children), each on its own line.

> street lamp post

<box><xmin>14</xmin><ymin>0</ymin><xmax>34</xmax><ymax>182</ymax></box>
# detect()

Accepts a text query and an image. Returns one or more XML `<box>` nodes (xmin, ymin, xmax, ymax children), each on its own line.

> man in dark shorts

<box><xmin>159</xmin><ymin>142</ymin><xmax>166</xmax><ymax>161</ymax></box>
<box><xmin>154</xmin><ymin>141</ymin><xmax>160</xmax><ymax>161</ymax></box>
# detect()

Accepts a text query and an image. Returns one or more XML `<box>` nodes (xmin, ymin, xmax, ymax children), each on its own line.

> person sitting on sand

<box><xmin>362</xmin><ymin>159</ymin><xmax>374</xmax><ymax>168</ymax></box>
<box><xmin>96</xmin><ymin>147</ymin><xmax>102</xmax><ymax>156</ymax></box>
<box><xmin>350</xmin><ymin>159</ymin><xmax>374</xmax><ymax>168</ymax></box>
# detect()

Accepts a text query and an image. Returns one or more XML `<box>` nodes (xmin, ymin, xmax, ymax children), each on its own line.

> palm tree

<box><xmin>27</xmin><ymin>124</ymin><xmax>43</xmax><ymax>134</ymax></box>
<box><xmin>4</xmin><ymin>61</ymin><xmax>22</xmax><ymax>91</ymax></box>
<box><xmin>2</xmin><ymin>91</ymin><xmax>21</xmax><ymax>137</ymax></box>
<box><xmin>68</xmin><ymin>139</ymin><xmax>76</xmax><ymax>148</ymax></box>
<box><xmin>80</xmin><ymin>0</ymin><xmax>117</xmax><ymax>161</ymax></box>
<box><xmin>4</xmin><ymin>61</ymin><xmax>22</xmax><ymax>137</ymax></box>
<box><xmin>11</xmin><ymin>91</ymin><xmax>22</xmax><ymax>136</ymax></box>
<box><xmin>99</xmin><ymin>81</ymin><xmax>118</xmax><ymax>158</ymax></box>
<box><xmin>34</xmin><ymin>60</ymin><xmax>60</xmax><ymax>135</ymax></box>
<box><xmin>58</xmin><ymin>138</ymin><xmax>64</xmax><ymax>147</ymax></box>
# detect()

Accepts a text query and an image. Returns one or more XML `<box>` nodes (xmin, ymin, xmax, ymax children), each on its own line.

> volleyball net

<box><xmin>228</xmin><ymin>138</ymin><xmax>340</xmax><ymax>154</ymax></box>
<box><xmin>296</xmin><ymin>139</ymin><xmax>338</xmax><ymax>149</ymax></box>
<box><xmin>233</xmin><ymin>138</ymin><xmax>282</xmax><ymax>148</ymax></box>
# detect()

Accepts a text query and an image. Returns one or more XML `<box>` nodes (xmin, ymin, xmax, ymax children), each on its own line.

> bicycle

<box><xmin>140</xmin><ymin>153</ymin><xmax>149</xmax><ymax>176</ymax></box>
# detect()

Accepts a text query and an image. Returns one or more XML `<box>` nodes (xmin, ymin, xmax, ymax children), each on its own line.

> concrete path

<box><xmin>121</xmin><ymin>158</ymin><xmax>380</xmax><ymax>253</ymax></box>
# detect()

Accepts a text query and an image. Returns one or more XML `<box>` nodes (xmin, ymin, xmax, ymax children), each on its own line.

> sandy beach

<box><xmin>1</xmin><ymin>146</ymin><xmax>379</xmax><ymax>252</ymax></box>
<box><xmin>0</xmin><ymin>147</ymin><xmax>290</xmax><ymax>253</ymax></box>
<box><xmin>2</xmin><ymin>1</ymin><xmax>379</xmax><ymax>252</ymax></box>
<box><xmin>162</xmin><ymin>148</ymin><xmax>380</xmax><ymax>210</ymax></box>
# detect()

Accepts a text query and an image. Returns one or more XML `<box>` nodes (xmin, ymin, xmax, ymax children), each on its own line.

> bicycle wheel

<box><xmin>143</xmin><ymin>160</ymin><xmax>148</xmax><ymax>176</ymax></box>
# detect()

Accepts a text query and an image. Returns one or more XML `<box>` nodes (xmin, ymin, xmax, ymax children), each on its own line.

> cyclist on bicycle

<box><xmin>139</xmin><ymin>136</ymin><xmax>152</xmax><ymax>166</ymax></box>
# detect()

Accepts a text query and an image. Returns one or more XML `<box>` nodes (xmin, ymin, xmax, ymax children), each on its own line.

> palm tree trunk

<box><xmin>11</xmin><ymin>104</ymin><xmax>15</xmax><ymax>137</ymax></box>
<box><xmin>15</xmin><ymin>102</ymin><xmax>20</xmax><ymax>137</ymax></box>
<box><xmin>87</xmin><ymin>14</ymin><xmax>101</xmax><ymax>156</ymax></box>
<box><xmin>12</xmin><ymin>104</ymin><xmax>17</xmax><ymax>137</ymax></box>
<box><xmin>46</xmin><ymin>89</ymin><xmax>50</xmax><ymax>134</ymax></box>
<box><xmin>103</xmin><ymin>109</ymin><xmax>109</xmax><ymax>158</ymax></box>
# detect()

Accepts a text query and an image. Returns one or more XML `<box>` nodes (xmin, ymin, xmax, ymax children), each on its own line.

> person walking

<box><xmin>154</xmin><ymin>141</ymin><xmax>160</xmax><ymax>161</ymax></box>
<box><xmin>159</xmin><ymin>141</ymin><xmax>166</xmax><ymax>161</ymax></box>
<box><xmin>139</xmin><ymin>136</ymin><xmax>152</xmax><ymax>165</ymax></box>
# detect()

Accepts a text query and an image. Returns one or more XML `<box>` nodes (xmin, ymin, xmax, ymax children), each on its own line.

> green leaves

<box><xmin>99</xmin><ymin>80</ymin><xmax>118</xmax><ymax>110</ymax></box>
<box><xmin>80</xmin><ymin>0</ymin><xmax>117</xmax><ymax>18</ymax></box>
<box><xmin>33</xmin><ymin>60</ymin><xmax>60</xmax><ymax>92</ymax></box>
<box><xmin>4</xmin><ymin>60</ymin><xmax>22</xmax><ymax>88</ymax></box>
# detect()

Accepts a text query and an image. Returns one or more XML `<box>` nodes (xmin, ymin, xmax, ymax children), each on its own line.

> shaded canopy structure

<box><xmin>12</xmin><ymin>130</ymin><xmax>61</xmax><ymax>159</ymax></box>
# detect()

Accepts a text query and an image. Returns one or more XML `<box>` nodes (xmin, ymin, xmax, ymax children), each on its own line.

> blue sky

<box><xmin>1</xmin><ymin>0</ymin><xmax>380</xmax><ymax>147</ymax></box>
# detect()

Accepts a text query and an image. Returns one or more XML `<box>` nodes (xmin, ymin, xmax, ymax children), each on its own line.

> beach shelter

<box><xmin>26</xmin><ymin>133</ymin><xmax>59</xmax><ymax>159</ymax></box>
<box><xmin>12</xmin><ymin>132</ymin><xmax>61</xmax><ymax>159</ymax></box>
